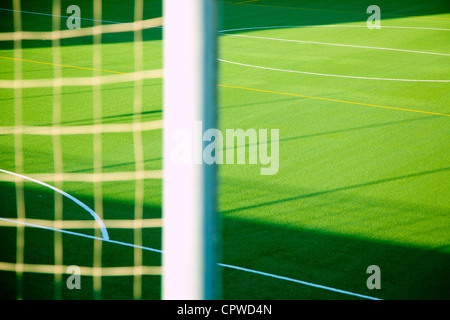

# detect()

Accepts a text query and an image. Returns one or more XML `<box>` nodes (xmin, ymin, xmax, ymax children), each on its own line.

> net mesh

<box><xmin>0</xmin><ymin>0</ymin><xmax>163</xmax><ymax>300</ymax></box>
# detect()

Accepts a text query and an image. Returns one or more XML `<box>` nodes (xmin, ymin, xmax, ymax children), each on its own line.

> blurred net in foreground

<box><xmin>0</xmin><ymin>0</ymin><xmax>163</xmax><ymax>300</ymax></box>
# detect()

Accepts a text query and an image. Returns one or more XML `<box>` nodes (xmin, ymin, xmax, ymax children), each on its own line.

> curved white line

<box><xmin>0</xmin><ymin>168</ymin><xmax>109</xmax><ymax>240</ymax></box>
<box><xmin>0</xmin><ymin>217</ymin><xmax>381</xmax><ymax>300</ymax></box>
<box><xmin>219</xmin><ymin>59</ymin><xmax>450</xmax><ymax>82</ymax></box>
<box><xmin>219</xmin><ymin>25</ymin><xmax>450</xmax><ymax>82</ymax></box>
<box><xmin>221</xmin><ymin>33</ymin><xmax>450</xmax><ymax>57</ymax></box>
<box><xmin>220</xmin><ymin>25</ymin><xmax>450</xmax><ymax>33</ymax></box>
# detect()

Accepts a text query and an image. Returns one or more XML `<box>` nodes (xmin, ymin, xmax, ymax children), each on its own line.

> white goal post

<box><xmin>162</xmin><ymin>0</ymin><xmax>219</xmax><ymax>300</ymax></box>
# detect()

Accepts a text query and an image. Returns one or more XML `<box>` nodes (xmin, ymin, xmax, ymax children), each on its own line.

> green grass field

<box><xmin>0</xmin><ymin>0</ymin><xmax>449</xmax><ymax>300</ymax></box>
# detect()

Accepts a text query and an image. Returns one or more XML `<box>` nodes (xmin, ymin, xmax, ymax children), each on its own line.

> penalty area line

<box><xmin>0</xmin><ymin>217</ymin><xmax>162</xmax><ymax>253</ymax></box>
<box><xmin>0</xmin><ymin>217</ymin><xmax>382</xmax><ymax>300</ymax></box>
<box><xmin>219</xmin><ymin>263</ymin><xmax>382</xmax><ymax>300</ymax></box>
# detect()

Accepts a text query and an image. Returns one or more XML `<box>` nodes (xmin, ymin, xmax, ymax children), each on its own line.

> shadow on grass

<box><xmin>1</xmin><ymin>180</ymin><xmax>449</xmax><ymax>300</ymax></box>
<box><xmin>0</xmin><ymin>182</ymin><xmax>161</xmax><ymax>300</ymax></box>
<box><xmin>276</xmin><ymin>115</ymin><xmax>441</xmax><ymax>145</ymax></box>
<box><xmin>221</xmin><ymin>166</ymin><xmax>450</xmax><ymax>215</ymax></box>
<box><xmin>222</xmin><ymin>216</ymin><xmax>450</xmax><ymax>300</ymax></box>
<box><xmin>0</xmin><ymin>0</ymin><xmax>163</xmax><ymax>50</ymax></box>
<box><xmin>220</xmin><ymin>113</ymin><xmax>441</xmax><ymax>156</ymax></box>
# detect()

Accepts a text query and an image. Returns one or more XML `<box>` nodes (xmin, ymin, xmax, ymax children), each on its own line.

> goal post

<box><xmin>162</xmin><ymin>0</ymin><xmax>219</xmax><ymax>300</ymax></box>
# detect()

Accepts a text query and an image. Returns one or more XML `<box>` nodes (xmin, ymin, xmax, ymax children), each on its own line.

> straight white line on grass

<box><xmin>0</xmin><ymin>217</ymin><xmax>162</xmax><ymax>253</ymax></box>
<box><xmin>0</xmin><ymin>10</ymin><xmax>388</xmax><ymax>299</ymax></box>
<box><xmin>0</xmin><ymin>216</ymin><xmax>382</xmax><ymax>300</ymax></box>
<box><xmin>218</xmin><ymin>263</ymin><xmax>382</xmax><ymax>300</ymax></box>
<box><xmin>220</xmin><ymin>25</ymin><xmax>450</xmax><ymax>32</ymax></box>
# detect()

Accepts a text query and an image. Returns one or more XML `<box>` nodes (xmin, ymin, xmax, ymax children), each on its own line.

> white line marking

<box><xmin>0</xmin><ymin>216</ymin><xmax>382</xmax><ymax>300</ymax></box>
<box><xmin>220</xmin><ymin>59</ymin><xmax>450</xmax><ymax>82</ymax></box>
<box><xmin>221</xmin><ymin>33</ymin><xmax>450</xmax><ymax>56</ymax></box>
<box><xmin>220</xmin><ymin>58</ymin><xmax>450</xmax><ymax>82</ymax></box>
<box><xmin>220</xmin><ymin>25</ymin><xmax>450</xmax><ymax>82</ymax></box>
<box><xmin>0</xmin><ymin>217</ymin><xmax>159</xmax><ymax>253</ymax></box>
<box><xmin>0</xmin><ymin>13</ymin><xmax>392</xmax><ymax>299</ymax></box>
<box><xmin>0</xmin><ymin>169</ymin><xmax>109</xmax><ymax>240</ymax></box>
<box><xmin>218</xmin><ymin>263</ymin><xmax>382</xmax><ymax>300</ymax></box>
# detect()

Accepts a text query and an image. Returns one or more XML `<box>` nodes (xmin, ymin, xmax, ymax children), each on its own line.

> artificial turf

<box><xmin>0</xmin><ymin>0</ymin><xmax>449</xmax><ymax>300</ymax></box>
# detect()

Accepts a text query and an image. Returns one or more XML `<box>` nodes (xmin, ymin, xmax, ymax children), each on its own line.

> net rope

<box><xmin>0</xmin><ymin>0</ymin><xmax>163</xmax><ymax>300</ymax></box>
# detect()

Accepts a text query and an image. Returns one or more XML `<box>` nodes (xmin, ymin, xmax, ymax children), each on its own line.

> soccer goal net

<box><xmin>0</xmin><ymin>0</ymin><xmax>218</xmax><ymax>300</ymax></box>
